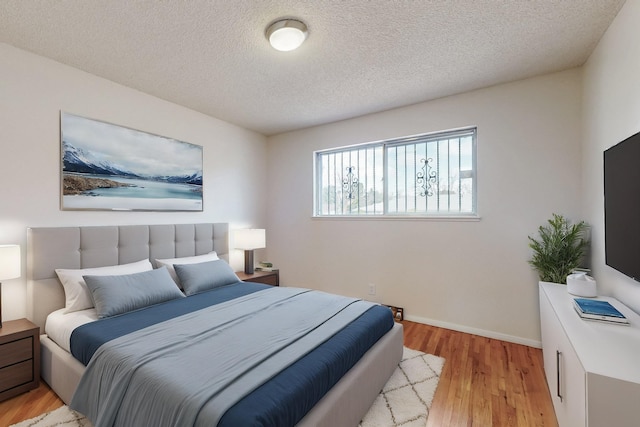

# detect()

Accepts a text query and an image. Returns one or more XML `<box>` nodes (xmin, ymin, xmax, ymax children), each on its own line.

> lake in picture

<box><xmin>62</xmin><ymin>173</ymin><xmax>203</xmax><ymax>211</ymax></box>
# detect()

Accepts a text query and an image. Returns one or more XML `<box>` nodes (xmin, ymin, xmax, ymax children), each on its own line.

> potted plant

<box><xmin>528</xmin><ymin>213</ymin><xmax>590</xmax><ymax>284</ymax></box>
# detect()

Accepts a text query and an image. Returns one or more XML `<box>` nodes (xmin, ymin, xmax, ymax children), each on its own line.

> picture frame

<box><xmin>60</xmin><ymin>112</ymin><xmax>203</xmax><ymax>211</ymax></box>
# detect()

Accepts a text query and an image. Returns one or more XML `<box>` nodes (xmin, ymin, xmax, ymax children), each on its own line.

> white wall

<box><xmin>6</xmin><ymin>10</ymin><xmax>626</xmax><ymax>344</ymax></box>
<box><xmin>582</xmin><ymin>0</ymin><xmax>640</xmax><ymax>310</ymax></box>
<box><xmin>0</xmin><ymin>43</ymin><xmax>268</xmax><ymax>322</ymax></box>
<box><xmin>267</xmin><ymin>69</ymin><xmax>583</xmax><ymax>345</ymax></box>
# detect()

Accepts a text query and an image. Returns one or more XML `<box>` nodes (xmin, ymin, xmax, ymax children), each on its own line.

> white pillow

<box><xmin>55</xmin><ymin>259</ymin><xmax>153</xmax><ymax>313</ymax></box>
<box><xmin>155</xmin><ymin>251</ymin><xmax>219</xmax><ymax>286</ymax></box>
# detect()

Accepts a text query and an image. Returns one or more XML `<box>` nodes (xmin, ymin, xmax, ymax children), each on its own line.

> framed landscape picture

<box><xmin>60</xmin><ymin>112</ymin><xmax>203</xmax><ymax>211</ymax></box>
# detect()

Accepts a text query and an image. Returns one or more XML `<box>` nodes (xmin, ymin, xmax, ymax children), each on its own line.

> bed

<box><xmin>27</xmin><ymin>223</ymin><xmax>403</xmax><ymax>427</ymax></box>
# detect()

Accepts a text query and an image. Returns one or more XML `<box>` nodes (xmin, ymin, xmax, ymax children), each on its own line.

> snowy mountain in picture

<box><xmin>62</xmin><ymin>140</ymin><xmax>202</xmax><ymax>185</ymax></box>
<box><xmin>63</xmin><ymin>140</ymin><xmax>138</xmax><ymax>178</ymax></box>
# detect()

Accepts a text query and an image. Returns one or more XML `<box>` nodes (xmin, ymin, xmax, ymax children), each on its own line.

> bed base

<box><xmin>40</xmin><ymin>335</ymin><xmax>85</xmax><ymax>405</ymax></box>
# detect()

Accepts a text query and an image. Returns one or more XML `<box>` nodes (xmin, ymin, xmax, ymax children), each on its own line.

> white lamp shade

<box><xmin>266</xmin><ymin>19</ymin><xmax>308</xmax><ymax>52</ymax></box>
<box><xmin>0</xmin><ymin>245</ymin><xmax>21</xmax><ymax>280</ymax></box>
<box><xmin>234</xmin><ymin>229</ymin><xmax>266</xmax><ymax>250</ymax></box>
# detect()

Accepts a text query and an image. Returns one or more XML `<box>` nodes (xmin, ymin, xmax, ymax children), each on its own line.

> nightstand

<box><xmin>0</xmin><ymin>319</ymin><xmax>40</xmax><ymax>402</ymax></box>
<box><xmin>236</xmin><ymin>270</ymin><xmax>279</xmax><ymax>286</ymax></box>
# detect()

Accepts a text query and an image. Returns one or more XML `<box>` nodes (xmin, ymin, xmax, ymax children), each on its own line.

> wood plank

<box><xmin>408</xmin><ymin>321</ymin><xmax>558</xmax><ymax>427</ymax></box>
<box><xmin>0</xmin><ymin>321</ymin><xmax>558</xmax><ymax>426</ymax></box>
<box><xmin>0</xmin><ymin>381</ymin><xmax>63</xmax><ymax>426</ymax></box>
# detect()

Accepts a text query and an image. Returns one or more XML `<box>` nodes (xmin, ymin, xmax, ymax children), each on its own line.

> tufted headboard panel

<box><xmin>26</xmin><ymin>223</ymin><xmax>229</xmax><ymax>331</ymax></box>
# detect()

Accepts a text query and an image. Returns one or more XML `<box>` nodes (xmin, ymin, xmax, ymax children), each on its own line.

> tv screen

<box><xmin>604</xmin><ymin>130</ymin><xmax>640</xmax><ymax>281</ymax></box>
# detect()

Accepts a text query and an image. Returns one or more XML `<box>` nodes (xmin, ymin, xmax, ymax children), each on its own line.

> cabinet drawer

<box><xmin>255</xmin><ymin>274</ymin><xmax>278</xmax><ymax>286</ymax></box>
<box><xmin>0</xmin><ymin>337</ymin><xmax>32</xmax><ymax>369</ymax></box>
<box><xmin>237</xmin><ymin>271</ymin><xmax>280</xmax><ymax>286</ymax></box>
<box><xmin>0</xmin><ymin>360</ymin><xmax>33</xmax><ymax>391</ymax></box>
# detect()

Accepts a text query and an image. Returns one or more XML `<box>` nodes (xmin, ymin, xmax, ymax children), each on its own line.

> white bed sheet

<box><xmin>45</xmin><ymin>308</ymin><xmax>98</xmax><ymax>353</ymax></box>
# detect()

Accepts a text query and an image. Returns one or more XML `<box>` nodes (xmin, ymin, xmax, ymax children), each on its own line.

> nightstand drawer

<box><xmin>0</xmin><ymin>360</ymin><xmax>33</xmax><ymax>390</ymax></box>
<box><xmin>236</xmin><ymin>270</ymin><xmax>280</xmax><ymax>286</ymax></box>
<box><xmin>0</xmin><ymin>319</ymin><xmax>40</xmax><ymax>402</ymax></box>
<box><xmin>0</xmin><ymin>337</ymin><xmax>32</xmax><ymax>369</ymax></box>
<box><xmin>255</xmin><ymin>274</ymin><xmax>278</xmax><ymax>286</ymax></box>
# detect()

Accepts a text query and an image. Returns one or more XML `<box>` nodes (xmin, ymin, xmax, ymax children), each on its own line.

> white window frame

<box><xmin>313</xmin><ymin>127</ymin><xmax>478</xmax><ymax>219</ymax></box>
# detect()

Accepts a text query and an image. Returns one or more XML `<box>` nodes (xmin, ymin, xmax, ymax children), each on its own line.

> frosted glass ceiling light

<box><xmin>266</xmin><ymin>19</ymin><xmax>308</xmax><ymax>52</ymax></box>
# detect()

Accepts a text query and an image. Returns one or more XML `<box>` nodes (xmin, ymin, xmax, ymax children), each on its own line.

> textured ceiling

<box><xmin>0</xmin><ymin>0</ymin><xmax>626</xmax><ymax>136</ymax></box>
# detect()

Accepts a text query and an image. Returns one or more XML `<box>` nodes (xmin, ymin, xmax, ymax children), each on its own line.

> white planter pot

<box><xmin>566</xmin><ymin>273</ymin><xmax>597</xmax><ymax>298</ymax></box>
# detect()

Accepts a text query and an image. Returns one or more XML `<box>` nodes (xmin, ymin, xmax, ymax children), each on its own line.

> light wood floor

<box><xmin>0</xmin><ymin>321</ymin><xmax>557</xmax><ymax>426</ymax></box>
<box><xmin>404</xmin><ymin>322</ymin><xmax>558</xmax><ymax>427</ymax></box>
<box><xmin>0</xmin><ymin>380</ymin><xmax>63</xmax><ymax>426</ymax></box>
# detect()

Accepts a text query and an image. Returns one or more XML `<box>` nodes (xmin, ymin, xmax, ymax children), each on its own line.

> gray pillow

<box><xmin>174</xmin><ymin>260</ymin><xmax>240</xmax><ymax>296</ymax></box>
<box><xmin>84</xmin><ymin>266</ymin><xmax>184</xmax><ymax>318</ymax></box>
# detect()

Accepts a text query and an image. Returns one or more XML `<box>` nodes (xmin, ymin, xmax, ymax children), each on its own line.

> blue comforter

<box><xmin>69</xmin><ymin>282</ymin><xmax>393</xmax><ymax>427</ymax></box>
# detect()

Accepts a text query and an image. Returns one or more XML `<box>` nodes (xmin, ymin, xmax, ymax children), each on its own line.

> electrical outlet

<box><xmin>368</xmin><ymin>283</ymin><xmax>376</xmax><ymax>295</ymax></box>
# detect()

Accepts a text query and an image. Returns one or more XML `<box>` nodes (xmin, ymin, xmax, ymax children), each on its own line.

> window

<box><xmin>314</xmin><ymin>127</ymin><xmax>477</xmax><ymax>217</ymax></box>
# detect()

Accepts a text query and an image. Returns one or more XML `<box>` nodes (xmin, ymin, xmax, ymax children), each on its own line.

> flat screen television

<box><xmin>604</xmin><ymin>129</ymin><xmax>640</xmax><ymax>281</ymax></box>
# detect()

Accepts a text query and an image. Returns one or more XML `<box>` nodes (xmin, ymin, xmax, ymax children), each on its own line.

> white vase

<box><xmin>566</xmin><ymin>273</ymin><xmax>597</xmax><ymax>297</ymax></box>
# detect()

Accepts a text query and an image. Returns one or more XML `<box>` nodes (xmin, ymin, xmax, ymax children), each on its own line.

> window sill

<box><xmin>312</xmin><ymin>214</ymin><xmax>481</xmax><ymax>222</ymax></box>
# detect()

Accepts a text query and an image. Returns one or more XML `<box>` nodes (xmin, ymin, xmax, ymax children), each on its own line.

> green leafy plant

<box><xmin>528</xmin><ymin>213</ymin><xmax>589</xmax><ymax>284</ymax></box>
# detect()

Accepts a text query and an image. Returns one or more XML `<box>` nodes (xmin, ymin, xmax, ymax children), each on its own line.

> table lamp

<box><xmin>0</xmin><ymin>244</ymin><xmax>21</xmax><ymax>328</ymax></box>
<box><xmin>234</xmin><ymin>229</ymin><xmax>266</xmax><ymax>274</ymax></box>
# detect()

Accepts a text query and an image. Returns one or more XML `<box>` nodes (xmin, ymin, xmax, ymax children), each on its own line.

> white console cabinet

<box><xmin>539</xmin><ymin>282</ymin><xmax>640</xmax><ymax>427</ymax></box>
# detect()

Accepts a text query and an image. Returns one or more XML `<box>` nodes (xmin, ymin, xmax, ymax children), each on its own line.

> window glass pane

<box><xmin>317</xmin><ymin>146</ymin><xmax>384</xmax><ymax>215</ymax></box>
<box><xmin>315</xmin><ymin>128</ymin><xmax>476</xmax><ymax>217</ymax></box>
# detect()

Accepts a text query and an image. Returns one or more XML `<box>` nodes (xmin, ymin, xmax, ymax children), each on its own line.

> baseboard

<box><xmin>404</xmin><ymin>314</ymin><xmax>542</xmax><ymax>348</ymax></box>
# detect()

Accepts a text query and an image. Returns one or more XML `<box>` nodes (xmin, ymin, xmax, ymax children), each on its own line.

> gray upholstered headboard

<box><xmin>26</xmin><ymin>223</ymin><xmax>229</xmax><ymax>331</ymax></box>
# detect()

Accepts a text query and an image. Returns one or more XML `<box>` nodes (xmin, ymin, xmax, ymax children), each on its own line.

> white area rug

<box><xmin>359</xmin><ymin>347</ymin><xmax>445</xmax><ymax>427</ymax></box>
<box><xmin>10</xmin><ymin>405</ymin><xmax>91</xmax><ymax>427</ymax></box>
<box><xmin>11</xmin><ymin>347</ymin><xmax>444</xmax><ymax>427</ymax></box>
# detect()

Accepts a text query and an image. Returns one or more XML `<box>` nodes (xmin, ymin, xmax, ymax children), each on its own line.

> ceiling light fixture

<box><xmin>266</xmin><ymin>19</ymin><xmax>308</xmax><ymax>52</ymax></box>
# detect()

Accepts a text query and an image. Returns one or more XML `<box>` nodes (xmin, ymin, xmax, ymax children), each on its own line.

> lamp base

<box><xmin>244</xmin><ymin>250</ymin><xmax>255</xmax><ymax>274</ymax></box>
